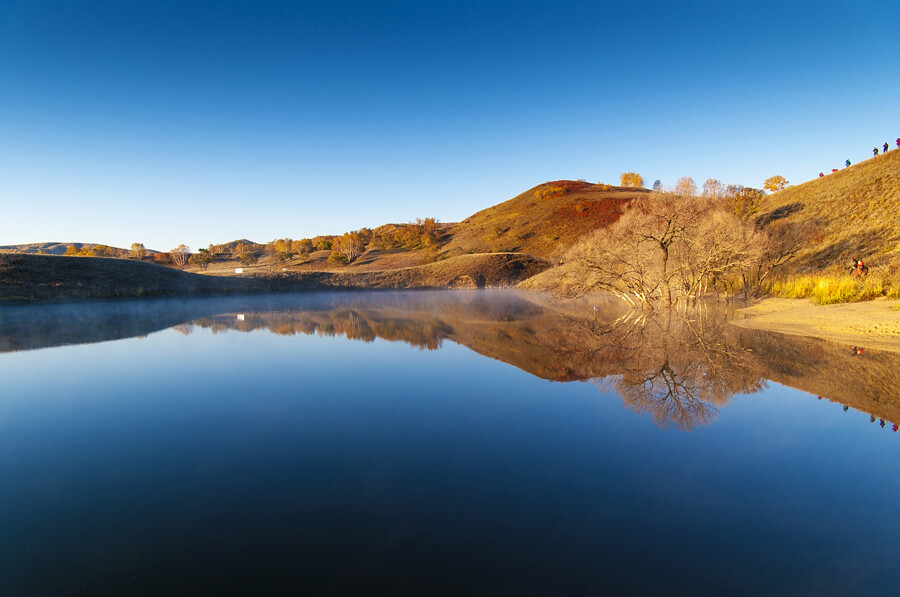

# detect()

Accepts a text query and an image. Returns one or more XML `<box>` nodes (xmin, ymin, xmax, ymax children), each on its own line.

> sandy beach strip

<box><xmin>731</xmin><ymin>297</ymin><xmax>900</xmax><ymax>353</ymax></box>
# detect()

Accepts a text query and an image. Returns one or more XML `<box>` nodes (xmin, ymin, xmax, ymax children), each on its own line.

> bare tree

<box><xmin>673</xmin><ymin>176</ymin><xmax>698</xmax><ymax>197</ymax></box>
<box><xmin>562</xmin><ymin>193</ymin><xmax>763</xmax><ymax>307</ymax></box>
<box><xmin>675</xmin><ymin>210</ymin><xmax>766</xmax><ymax>298</ymax></box>
<box><xmin>171</xmin><ymin>244</ymin><xmax>191</xmax><ymax>266</ymax></box>
<box><xmin>702</xmin><ymin>178</ymin><xmax>727</xmax><ymax>199</ymax></box>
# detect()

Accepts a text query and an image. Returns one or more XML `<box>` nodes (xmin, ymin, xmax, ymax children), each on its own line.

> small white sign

<box><xmin>235</xmin><ymin>268</ymin><xmax>243</xmax><ymax>274</ymax></box>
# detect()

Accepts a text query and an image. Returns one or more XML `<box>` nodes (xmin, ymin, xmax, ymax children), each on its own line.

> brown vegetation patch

<box><xmin>552</xmin><ymin>197</ymin><xmax>630</xmax><ymax>226</ymax></box>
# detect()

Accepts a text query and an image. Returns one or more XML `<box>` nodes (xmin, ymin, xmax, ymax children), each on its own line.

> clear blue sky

<box><xmin>2</xmin><ymin>0</ymin><xmax>899</xmax><ymax>251</ymax></box>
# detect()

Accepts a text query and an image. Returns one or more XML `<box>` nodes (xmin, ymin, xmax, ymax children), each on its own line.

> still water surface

<box><xmin>1</xmin><ymin>291</ymin><xmax>898</xmax><ymax>595</ymax></box>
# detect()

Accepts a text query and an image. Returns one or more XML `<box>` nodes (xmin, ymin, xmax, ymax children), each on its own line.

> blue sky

<box><xmin>2</xmin><ymin>0</ymin><xmax>898</xmax><ymax>251</ymax></box>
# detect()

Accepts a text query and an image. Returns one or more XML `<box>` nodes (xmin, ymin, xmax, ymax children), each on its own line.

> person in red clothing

<box><xmin>850</xmin><ymin>259</ymin><xmax>869</xmax><ymax>277</ymax></box>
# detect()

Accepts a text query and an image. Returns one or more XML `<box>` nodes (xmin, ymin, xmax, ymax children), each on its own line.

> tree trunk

<box><xmin>660</xmin><ymin>246</ymin><xmax>673</xmax><ymax>308</ymax></box>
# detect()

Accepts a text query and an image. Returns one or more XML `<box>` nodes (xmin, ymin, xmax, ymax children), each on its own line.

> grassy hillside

<box><xmin>755</xmin><ymin>148</ymin><xmax>900</xmax><ymax>272</ymax></box>
<box><xmin>0</xmin><ymin>254</ymin><xmax>255</xmax><ymax>301</ymax></box>
<box><xmin>441</xmin><ymin>180</ymin><xmax>649</xmax><ymax>260</ymax></box>
<box><xmin>0</xmin><ymin>252</ymin><xmax>548</xmax><ymax>301</ymax></box>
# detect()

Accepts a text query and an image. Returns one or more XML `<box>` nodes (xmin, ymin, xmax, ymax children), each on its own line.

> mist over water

<box><xmin>1</xmin><ymin>291</ymin><xmax>898</xmax><ymax>595</ymax></box>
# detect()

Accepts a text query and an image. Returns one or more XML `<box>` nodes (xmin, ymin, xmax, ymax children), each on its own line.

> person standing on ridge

<box><xmin>873</xmin><ymin>147</ymin><xmax>879</xmax><ymax>156</ymax></box>
<box><xmin>896</xmin><ymin>138</ymin><xmax>899</xmax><ymax>148</ymax></box>
<box><xmin>885</xmin><ymin>143</ymin><xmax>889</xmax><ymax>153</ymax></box>
<box><xmin>846</xmin><ymin>159</ymin><xmax>851</xmax><ymax>167</ymax></box>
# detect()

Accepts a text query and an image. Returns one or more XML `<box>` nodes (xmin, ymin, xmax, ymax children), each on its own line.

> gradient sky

<box><xmin>2</xmin><ymin>0</ymin><xmax>899</xmax><ymax>251</ymax></box>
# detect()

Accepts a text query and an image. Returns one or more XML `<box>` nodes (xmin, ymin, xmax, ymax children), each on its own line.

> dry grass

<box><xmin>766</xmin><ymin>269</ymin><xmax>900</xmax><ymax>304</ymax></box>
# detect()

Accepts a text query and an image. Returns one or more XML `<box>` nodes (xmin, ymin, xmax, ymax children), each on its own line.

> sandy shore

<box><xmin>731</xmin><ymin>297</ymin><xmax>900</xmax><ymax>353</ymax></box>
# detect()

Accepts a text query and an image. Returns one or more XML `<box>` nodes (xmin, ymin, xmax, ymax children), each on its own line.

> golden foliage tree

<box><xmin>130</xmin><ymin>242</ymin><xmax>146</xmax><ymax>260</ymax></box>
<box><xmin>725</xmin><ymin>186</ymin><xmax>764</xmax><ymax>220</ymax></box>
<box><xmin>619</xmin><ymin>172</ymin><xmax>644</xmax><ymax>188</ymax></box>
<box><xmin>763</xmin><ymin>175</ymin><xmax>789</xmax><ymax>192</ymax></box>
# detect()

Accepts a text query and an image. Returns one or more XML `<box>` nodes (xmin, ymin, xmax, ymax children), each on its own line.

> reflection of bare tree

<box><xmin>593</xmin><ymin>307</ymin><xmax>766</xmax><ymax>431</ymax></box>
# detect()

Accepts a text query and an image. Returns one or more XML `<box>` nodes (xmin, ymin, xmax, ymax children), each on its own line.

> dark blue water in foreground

<box><xmin>0</xmin><ymin>292</ymin><xmax>898</xmax><ymax>595</ymax></box>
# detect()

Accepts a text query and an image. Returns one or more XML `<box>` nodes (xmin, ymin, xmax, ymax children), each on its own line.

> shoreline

<box><xmin>731</xmin><ymin>297</ymin><xmax>900</xmax><ymax>353</ymax></box>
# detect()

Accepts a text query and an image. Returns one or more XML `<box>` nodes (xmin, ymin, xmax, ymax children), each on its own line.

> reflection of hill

<box><xmin>2</xmin><ymin>291</ymin><xmax>898</xmax><ymax>430</ymax></box>
<box><xmin>731</xmin><ymin>327</ymin><xmax>900</xmax><ymax>425</ymax></box>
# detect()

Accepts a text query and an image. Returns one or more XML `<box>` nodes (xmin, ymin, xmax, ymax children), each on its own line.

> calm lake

<box><xmin>1</xmin><ymin>291</ymin><xmax>898</xmax><ymax>596</ymax></box>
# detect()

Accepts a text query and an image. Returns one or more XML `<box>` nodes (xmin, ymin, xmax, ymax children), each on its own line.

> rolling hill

<box><xmin>753</xmin><ymin>148</ymin><xmax>900</xmax><ymax>271</ymax></box>
<box><xmin>442</xmin><ymin>180</ymin><xmax>649</xmax><ymax>260</ymax></box>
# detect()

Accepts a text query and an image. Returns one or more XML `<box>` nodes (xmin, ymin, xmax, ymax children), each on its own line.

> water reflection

<box><xmin>589</xmin><ymin>310</ymin><xmax>767</xmax><ymax>430</ymax></box>
<box><xmin>2</xmin><ymin>291</ymin><xmax>898</xmax><ymax>430</ymax></box>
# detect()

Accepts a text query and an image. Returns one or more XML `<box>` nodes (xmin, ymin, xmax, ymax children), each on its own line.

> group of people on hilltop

<box><xmin>873</xmin><ymin>139</ymin><xmax>900</xmax><ymax>156</ymax></box>
<box><xmin>819</xmin><ymin>138</ymin><xmax>898</xmax><ymax>177</ymax></box>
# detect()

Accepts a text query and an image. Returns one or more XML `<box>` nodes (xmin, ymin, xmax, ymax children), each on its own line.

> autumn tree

<box><xmin>725</xmin><ymin>186</ymin><xmax>764</xmax><ymax>220</ymax></box>
<box><xmin>673</xmin><ymin>176</ymin><xmax>697</xmax><ymax>197</ymax></box>
<box><xmin>652</xmin><ymin>179</ymin><xmax>662</xmax><ymax>191</ymax></box>
<box><xmin>266</xmin><ymin>238</ymin><xmax>294</xmax><ymax>262</ymax></box>
<box><xmin>130</xmin><ymin>242</ymin><xmax>146</xmax><ymax>260</ymax></box>
<box><xmin>238</xmin><ymin>251</ymin><xmax>259</xmax><ymax>266</ymax></box>
<box><xmin>189</xmin><ymin>248</ymin><xmax>212</xmax><ymax>271</ymax></box>
<box><xmin>293</xmin><ymin>239</ymin><xmax>314</xmax><ymax>255</ymax></box>
<box><xmin>763</xmin><ymin>175</ymin><xmax>789</xmax><ymax>192</ymax></box>
<box><xmin>171</xmin><ymin>244</ymin><xmax>191</xmax><ymax>266</ymax></box>
<box><xmin>620</xmin><ymin>172</ymin><xmax>644</xmax><ymax>188</ymax></box>
<box><xmin>331</xmin><ymin>230</ymin><xmax>366</xmax><ymax>264</ymax></box>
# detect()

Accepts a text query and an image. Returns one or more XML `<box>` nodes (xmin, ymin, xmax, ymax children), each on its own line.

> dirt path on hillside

<box><xmin>731</xmin><ymin>297</ymin><xmax>900</xmax><ymax>353</ymax></box>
